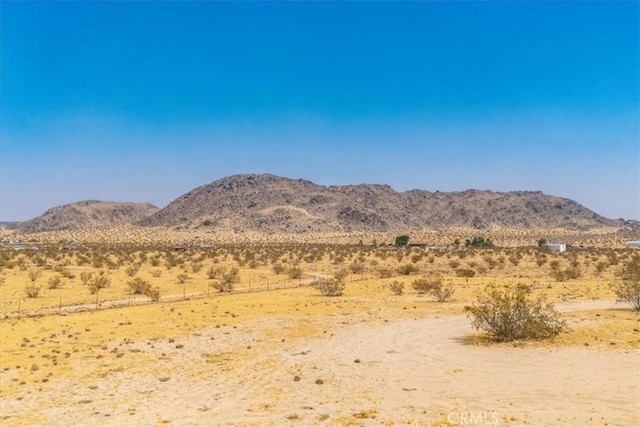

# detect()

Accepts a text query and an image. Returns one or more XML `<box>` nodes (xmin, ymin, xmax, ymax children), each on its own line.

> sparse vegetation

<box><xmin>465</xmin><ymin>236</ymin><xmax>494</xmax><ymax>248</ymax></box>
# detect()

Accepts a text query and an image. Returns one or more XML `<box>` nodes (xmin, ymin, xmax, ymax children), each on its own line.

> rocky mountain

<box><xmin>12</xmin><ymin>201</ymin><xmax>159</xmax><ymax>233</ymax></box>
<box><xmin>139</xmin><ymin>174</ymin><xmax>622</xmax><ymax>232</ymax></box>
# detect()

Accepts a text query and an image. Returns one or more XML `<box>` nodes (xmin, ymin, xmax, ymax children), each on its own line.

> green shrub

<box><xmin>465</xmin><ymin>286</ymin><xmax>565</xmax><ymax>342</ymax></box>
<box><xmin>395</xmin><ymin>235</ymin><xmax>409</xmax><ymax>247</ymax></box>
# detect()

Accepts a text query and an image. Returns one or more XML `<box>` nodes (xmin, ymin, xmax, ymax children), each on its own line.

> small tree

<box><xmin>395</xmin><ymin>235</ymin><xmax>410</xmax><ymax>247</ymax></box>
<box><xmin>537</xmin><ymin>238</ymin><xmax>548</xmax><ymax>247</ymax></box>
<box><xmin>465</xmin><ymin>286</ymin><xmax>565</xmax><ymax>342</ymax></box>
<box><xmin>611</xmin><ymin>258</ymin><xmax>640</xmax><ymax>311</ymax></box>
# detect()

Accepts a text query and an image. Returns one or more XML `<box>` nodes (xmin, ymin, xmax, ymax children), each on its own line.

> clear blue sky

<box><xmin>1</xmin><ymin>1</ymin><xmax>638</xmax><ymax>222</ymax></box>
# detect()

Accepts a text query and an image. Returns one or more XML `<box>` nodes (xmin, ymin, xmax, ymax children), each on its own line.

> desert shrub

<box><xmin>288</xmin><ymin>265</ymin><xmax>304</xmax><ymax>279</ymax></box>
<box><xmin>47</xmin><ymin>275</ymin><xmax>63</xmax><ymax>289</ymax></box>
<box><xmin>455</xmin><ymin>268</ymin><xmax>476</xmax><ymax>278</ymax></box>
<box><xmin>611</xmin><ymin>258</ymin><xmax>640</xmax><ymax>311</ymax></box>
<box><xmin>448</xmin><ymin>260</ymin><xmax>460</xmax><ymax>269</ymax></box>
<box><xmin>87</xmin><ymin>271</ymin><xmax>110</xmax><ymax>295</ymax></box>
<box><xmin>124</xmin><ymin>263</ymin><xmax>141</xmax><ymax>277</ymax></box>
<box><xmin>272</xmin><ymin>263</ymin><xmax>286</xmax><ymax>274</ymax></box>
<box><xmin>412</xmin><ymin>273</ymin><xmax>442</xmax><ymax>294</ymax></box>
<box><xmin>314</xmin><ymin>270</ymin><xmax>348</xmax><ymax>296</ymax></box>
<box><xmin>146</xmin><ymin>286</ymin><xmax>161</xmax><ymax>302</ymax></box>
<box><xmin>151</xmin><ymin>269</ymin><xmax>162</xmax><ymax>278</ymax></box>
<box><xmin>465</xmin><ymin>286</ymin><xmax>565</xmax><ymax>342</ymax></box>
<box><xmin>411</xmin><ymin>273</ymin><xmax>453</xmax><ymax>301</ymax></box>
<box><xmin>389</xmin><ymin>280</ymin><xmax>404</xmax><ymax>295</ymax></box>
<box><xmin>394</xmin><ymin>235</ymin><xmax>409</xmax><ymax>246</ymax></box>
<box><xmin>550</xmin><ymin>266</ymin><xmax>581</xmax><ymax>282</ymax></box>
<box><xmin>465</xmin><ymin>236</ymin><xmax>494</xmax><ymax>248</ymax></box>
<box><xmin>176</xmin><ymin>273</ymin><xmax>189</xmax><ymax>284</ymax></box>
<box><xmin>206</xmin><ymin>265</ymin><xmax>225</xmax><ymax>280</ymax></box>
<box><xmin>24</xmin><ymin>283</ymin><xmax>42</xmax><ymax>298</ymax></box>
<box><xmin>213</xmin><ymin>267</ymin><xmax>240</xmax><ymax>292</ymax></box>
<box><xmin>128</xmin><ymin>277</ymin><xmax>151</xmax><ymax>295</ymax></box>
<box><xmin>595</xmin><ymin>261</ymin><xmax>609</xmax><ymax>275</ymax></box>
<box><xmin>378</xmin><ymin>268</ymin><xmax>394</xmax><ymax>278</ymax></box>
<box><xmin>27</xmin><ymin>268</ymin><xmax>41</xmax><ymax>282</ymax></box>
<box><xmin>191</xmin><ymin>261</ymin><xmax>203</xmax><ymax>273</ymax></box>
<box><xmin>430</xmin><ymin>282</ymin><xmax>455</xmax><ymax>302</ymax></box>
<box><xmin>397</xmin><ymin>263</ymin><xmax>418</xmax><ymax>275</ymax></box>
<box><xmin>349</xmin><ymin>262</ymin><xmax>366</xmax><ymax>274</ymax></box>
<box><xmin>79</xmin><ymin>271</ymin><xmax>93</xmax><ymax>287</ymax></box>
<box><xmin>535</xmin><ymin>256</ymin><xmax>548</xmax><ymax>267</ymax></box>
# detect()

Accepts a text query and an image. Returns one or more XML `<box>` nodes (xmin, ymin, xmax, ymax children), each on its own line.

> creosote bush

<box><xmin>87</xmin><ymin>271</ymin><xmax>110</xmax><ymax>295</ymax></box>
<box><xmin>314</xmin><ymin>270</ymin><xmax>348</xmax><ymax>296</ymax></box>
<box><xmin>465</xmin><ymin>286</ymin><xmax>565</xmax><ymax>342</ymax></box>
<box><xmin>47</xmin><ymin>275</ymin><xmax>63</xmax><ymax>289</ymax></box>
<box><xmin>24</xmin><ymin>283</ymin><xmax>42</xmax><ymax>298</ymax></box>
<box><xmin>128</xmin><ymin>277</ymin><xmax>152</xmax><ymax>295</ymax></box>
<box><xmin>397</xmin><ymin>263</ymin><xmax>418</xmax><ymax>275</ymax></box>
<box><xmin>611</xmin><ymin>257</ymin><xmax>640</xmax><ymax>311</ymax></box>
<box><xmin>389</xmin><ymin>280</ymin><xmax>404</xmax><ymax>295</ymax></box>
<box><xmin>412</xmin><ymin>273</ymin><xmax>454</xmax><ymax>301</ymax></box>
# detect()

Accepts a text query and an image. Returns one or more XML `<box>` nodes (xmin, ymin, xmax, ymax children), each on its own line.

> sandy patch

<box><xmin>2</xmin><ymin>302</ymin><xmax>637</xmax><ymax>426</ymax></box>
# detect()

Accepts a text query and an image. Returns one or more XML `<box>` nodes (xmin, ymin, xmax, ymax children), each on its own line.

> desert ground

<box><xmin>1</xmin><ymin>233</ymin><xmax>638</xmax><ymax>426</ymax></box>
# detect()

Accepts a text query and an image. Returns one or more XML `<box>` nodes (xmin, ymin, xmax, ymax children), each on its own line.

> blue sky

<box><xmin>1</xmin><ymin>1</ymin><xmax>638</xmax><ymax>222</ymax></box>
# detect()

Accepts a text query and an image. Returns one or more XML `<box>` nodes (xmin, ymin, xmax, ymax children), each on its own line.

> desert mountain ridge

<box><xmin>8</xmin><ymin>174</ymin><xmax>638</xmax><ymax>235</ymax></box>
<box><xmin>139</xmin><ymin>173</ymin><xmax>633</xmax><ymax>233</ymax></box>
<box><xmin>10</xmin><ymin>200</ymin><xmax>159</xmax><ymax>233</ymax></box>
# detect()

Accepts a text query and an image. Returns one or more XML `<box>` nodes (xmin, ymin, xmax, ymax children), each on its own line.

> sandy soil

<box><xmin>2</xmin><ymin>300</ymin><xmax>637</xmax><ymax>426</ymax></box>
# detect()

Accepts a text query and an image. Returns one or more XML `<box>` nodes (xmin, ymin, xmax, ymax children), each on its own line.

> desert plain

<box><xmin>0</xmin><ymin>227</ymin><xmax>638</xmax><ymax>426</ymax></box>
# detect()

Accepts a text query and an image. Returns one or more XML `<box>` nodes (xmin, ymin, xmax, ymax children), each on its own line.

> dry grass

<box><xmin>1</xmin><ymin>235</ymin><xmax>638</xmax><ymax>425</ymax></box>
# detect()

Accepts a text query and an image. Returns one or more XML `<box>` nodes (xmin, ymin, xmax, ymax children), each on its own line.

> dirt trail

<box><xmin>2</xmin><ymin>300</ymin><xmax>637</xmax><ymax>426</ymax></box>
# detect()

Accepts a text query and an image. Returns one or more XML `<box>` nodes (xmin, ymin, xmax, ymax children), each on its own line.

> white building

<box><xmin>627</xmin><ymin>241</ymin><xmax>640</xmax><ymax>248</ymax></box>
<box><xmin>546</xmin><ymin>243</ymin><xmax>566</xmax><ymax>253</ymax></box>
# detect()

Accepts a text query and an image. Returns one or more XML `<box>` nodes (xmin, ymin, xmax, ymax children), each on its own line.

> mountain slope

<box><xmin>13</xmin><ymin>201</ymin><xmax>159</xmax><ymax>233</ymax></box>
<box><xmin>139</xmin><ymin>174</ymin><xmax>621</xmax><ymax>232</ymax></box>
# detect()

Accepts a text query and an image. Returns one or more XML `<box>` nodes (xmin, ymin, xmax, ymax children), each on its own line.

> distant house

<box><xmin>546</xmin><ymin>243</ymin><xmax>566</xmax><ymax>253</ymax></box>
<box><xmin>627</xmin><ymin>241</ymin><xmax>640</xmax><ymax>248</ymax></box>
